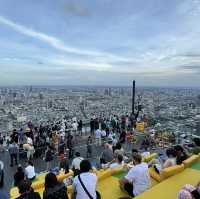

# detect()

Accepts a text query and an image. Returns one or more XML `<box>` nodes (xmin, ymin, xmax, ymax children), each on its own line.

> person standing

<box><xmin>0</xmin><ymin>160</ymin><xmax>4</xmax><ymax>188</ymax></box>
<box><xmin>0</xmin><ymin>133</ymin><xmax>4</xmax><ymax>152</ymax></box>
<box><xmin>86</xmin><ymin>136</ymin><xmax>92</xmax><ymax>158</ymax></box>
<box><xmin>44</xmin><ymin>145</ymin><xmax>54</xmax><ymax>171</ymax></box>
<box><xmin>100</xmin><ymin>143</ymin><xmax>113</xmax><ymax>167</ymax></box>
<box><xmin>8</xmin><ymin>141</ymin><xmax>19</xmax><ymax>167</ymax></box>
<box><xmin>18</xmin><ymin>128</ymin><xmax>24</xmax><ymax>146</ymax></box>
<box><xmin>25</xmin><ymin>136</ymin><xmax>35</xmax><ymax>161</ymax></box>
<box><xmin>10</xmin><ymin>129</ymin><xmax>19</xmax><ymax>143</ymax></box>
<box><xmin>90</xmin><ymin>118</ymin><xmax>95</xmax><ymax>136</ymax></box>
<box><xmin>67</xmin><ymin>134</ymin><xmax>74</xmax><ymax>159</ymax></box>
<box><xmin>78</xmin><ymin>120</ymin><xmax>83</xmax><ymax>136</ymax></box>
<box><xmin>95</xmin><ymin>128</ymin><xmax>102</xmax><ymax>146</ymax></box>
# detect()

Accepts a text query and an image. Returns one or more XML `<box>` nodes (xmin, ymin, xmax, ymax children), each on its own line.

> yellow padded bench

<box><xmin>10</xmin><ymin>170</ymin><xmax>74</xmax><ymax>199</ymax></box>
<box><xmin>149</xmin><ymin>164</ymin><xmax>184</xmax><ymax>182</ymax></box>
<box><xmin>182</xmin><ymin>155</ymin><xmax>199</xmax><ymax>168</ymax></box>
<box><xmin>143</xmin><ymin>153</ymin><xmax>158</xmax><ymax>163</ymax></box>
<box><xmin>135</xmin><ymin>168</ymin><xmax>200</xmax><ymax>199</ymax></box>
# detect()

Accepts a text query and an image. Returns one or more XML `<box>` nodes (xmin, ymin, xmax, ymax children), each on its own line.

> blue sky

<box><xmin>0</xmin><ymin>0</ymin><xmax>200</xmax><ymax>86</ymax></box>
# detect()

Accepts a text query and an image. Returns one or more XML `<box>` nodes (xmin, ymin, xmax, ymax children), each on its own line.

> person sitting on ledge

<box><xmin>119</xmin><ymin>154</ymin><xmax>150</xmax><ymax>198</ymax></box>
<box><xmin>43</xmin><ymin>172</ymin><xmax>69</xmax><ymax>199</ymax></box>
<box><xmin>14</xmin><ymin>165</ymin><xmax>25</xmax><ymax>186</ymax></box>
<box><xmin>174</xmin><ymin>145</ymin><xmax>188</xmax><ymax>165</ymax></box>
<box><xmin>16</xmin><ymin>179</ymin><xmax>41</xmax><ymax>199</ymax></box>
<box><xmin>71</xmin><ymin>159</ymin><xmax>100</xmax><ymax>199</ymax></box>
<box><xmin>148</xmin><ymin>148</ymin><xmax>177</xmax><ymax>173</ymax></box>
<box><xmin>25</xmin><ymin>161</ymin><xmax>36</xmax><ymax>181</ymax></box>
<box><xmin>177</xmin><ymin>182</ymin><xmax>200</xmax><ymax>199</ymax></box>
<box><xmin>108</xmin><ymin>154</ymin><xmax>124</xmax><ymax>169</ymax></box>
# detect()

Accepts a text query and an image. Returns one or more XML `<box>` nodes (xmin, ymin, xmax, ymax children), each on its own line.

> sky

<box><xmin>0</xmin><ymin>0</ymin><xmax>200</xmax><ymax>87</ymax></box>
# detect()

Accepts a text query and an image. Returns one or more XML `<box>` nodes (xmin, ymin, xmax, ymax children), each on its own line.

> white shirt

<box><xmin>163</xmin><ymin>158</ymin><xmax>176</xmax><ymax>168</ymax></box>
<box><xmin>72</xmin><ymin>122</ymin><xmax>78</xmax><ymax>131</ymax></box>
<box><xmin>112</xmin><ymin>138</ymin><xmax>118</xmax><ymax>146</ymax></box>
<box><xmin>101</xmin><ymin>130</ymin><xmax>106</xmax><ymax>137</ymax></box>
<box><xmin>125</xmin><ymin>162</ymin><xmax>150</xmax><ymax>196</ymax></box>
<box><xmin>25</xmin><ymin>165</ymin><xmax>35</xmax><ymax>179</ymax></box>
<box><xmin>109</xmin><ymin>162</ymin><xmax>124</xmax><ymax>169</ymax></box>
<box><xmin>0</xmin><ymin>161</ymin><xmax>4</xmax><ymax>170</ymax></box>
<box><xmin>72</xmin><ymin>157</ymin><xmax>84</xmax><ymax>170</ymax></box>
<box><xmin>27</xmin><ymin>137</ymin><xmax>33</xmax><ymax>145</ymax></box>
<box><xmin>141</xmin><ymin>152</ymin><xmax>150</xmax><ymax>158</ymax></box>
<box><xmin>95</xmin><ymin>129</ymin><xmax>101</xmax><ymax>138</ymax></box>
<box><xmin>73</xmin><ymin>172</ymin><xmax>97</xmax><ymax>199</ymax></box>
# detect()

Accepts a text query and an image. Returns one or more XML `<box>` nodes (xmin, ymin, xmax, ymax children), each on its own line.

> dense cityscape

<box><xmin>0</xmin><ymin>86</ymin><xmax>200</xmax><ymax>136</ymax></box>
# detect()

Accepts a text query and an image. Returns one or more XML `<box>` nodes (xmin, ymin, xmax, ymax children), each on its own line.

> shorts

<box><xmin>124</xmin><ymin>182</ymin><xmax>135</xmax><ymax>197</ymax></box>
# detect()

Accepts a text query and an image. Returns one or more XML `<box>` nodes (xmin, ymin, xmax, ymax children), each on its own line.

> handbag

<box><xmin>78</xmin><ymin>175</ymin><xmax>101</xmax><ymax>199</ymax></box>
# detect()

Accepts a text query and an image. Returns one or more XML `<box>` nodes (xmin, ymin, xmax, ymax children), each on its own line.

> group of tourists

<box><xmin>2</xmin><ymin>112</ymin><xmax>200</xmax><ymax>199</ymax></box>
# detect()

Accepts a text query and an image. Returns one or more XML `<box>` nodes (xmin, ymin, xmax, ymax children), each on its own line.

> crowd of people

<box><xmin>0</xmin><ymin>114</ymin><xmax>137</xmax><ymax>171</ymax></box>
<box><xmin>12</xmin><ymin>137</ymin><xmax>200</xmax><ymax>199</ymax></box>
<box><xmin>0</xmin><ymin>113</ymin><xmax>200</xmax><ymax>199</ymax></box>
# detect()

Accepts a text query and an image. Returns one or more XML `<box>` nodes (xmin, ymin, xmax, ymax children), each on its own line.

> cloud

<box><xmin>49</xmin><ymin>57</ymin><xmax>112</xmax><ymax>71</ymax></box>
<box><xmin>0</xmin><ymin>15</ymin><xmax>135</xmax><ymax>69</ymax></box>
<box><xmin>0</xmin><ymin>15</ymin><xmax>100</xmax><ymax>56</ymax></box>
<box><xmin>177</xmin><ymin>64</ymin><xmax>200</xmax><ymax>71</ymax></box>
<box><xmin>64</xmin><ymin>2</ymin><xmax>91</xmax><ymax>17</ymax></box>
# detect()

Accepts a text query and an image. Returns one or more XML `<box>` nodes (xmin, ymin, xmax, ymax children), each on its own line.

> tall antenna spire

<box><xmin>132</xmin><ymin>80</ymin><xmax>135</xmax><ymax>115</ymax></box>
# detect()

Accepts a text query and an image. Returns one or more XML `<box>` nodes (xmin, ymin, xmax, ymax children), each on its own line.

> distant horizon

<box><xmin>0</xmin><ymin>84</ymin><xmax>200</xmax><ymax>89</ymax></box>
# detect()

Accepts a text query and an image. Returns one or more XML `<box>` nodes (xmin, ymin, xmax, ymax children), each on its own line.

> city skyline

<box><xmin>0</xmin><ymin>0</ymin><xmax>200</xmax><ymax>86</ymax></box>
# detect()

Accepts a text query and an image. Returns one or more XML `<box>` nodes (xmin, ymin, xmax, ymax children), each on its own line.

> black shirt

<box><xmin>14</xmin><ymin>171</ymin><xmax>25</xmax><ymax>186</ymax></box>
<box><xmin>176</xmin><ymin>153</ymin><xmax>188</xmax><ymax>165</ymax></box>
<box><xmin>43</xmin><ymin>183</ymin><xmax>68</xmax><ymax>199</ymax></box>
<box><xmin>16</xmin><ymin>192</ymin><xmax>41</xmax><ymax>199</ymax></box>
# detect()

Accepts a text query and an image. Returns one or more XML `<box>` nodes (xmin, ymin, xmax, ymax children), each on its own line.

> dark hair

<box><xmin>166</xmin><ymin>148</ymin><xmax>176</xmax><ymax>158</ymax></box>
<box><xmin>45</xmin><ymin>173</ymin><xmax>58</xmax><ymax>189</ymax></box>
<box><xmin>17</xmin><ymin>165</ymin><xmax>23</xmax><ymax>173</ymax></box>
<box><xmin>80</xmin><ymin>160</ymin><xmax>91</xmax><ymax>173</ymax></box>
<box><xmin>115</xmin><ymin>142</ymin><xmax>122</xmax><ymax>150</ymax></box>
<box><xmin>59</xmin><ymin>159</ymin><xmax>69</xmax><ymax>174</ymax></box>
<box><xmin>28</xmin><ymin>161</ymin><xmax>33</xmax><ymax>166</ymax></box>
<box><xmin>18</xmin><ymin>180</ymin><xmax>32</xmax><ymax>194</ymax></box>
<box><xmin>132</xmin><ymin>154</ymin><xmax>142</xmax><ymax>164</ymax></box>
<box><xmin>132</xmin><ymin>148</ymin><xmax>138</xmax><ymax>153</ymax></box>
<box><xmin>75</xmin><ymin>152</ymin><xmax>80</xmax><ymax>157</ymax></box>
<box><xmin>117</xmin><ymin>154</ymin><xmax>123</xmax><ymax>163</ymax></box>
<box><xmin>174</xmin><ymin>145</ymin><xmax>184</xmax><ymax>153</ymax></box>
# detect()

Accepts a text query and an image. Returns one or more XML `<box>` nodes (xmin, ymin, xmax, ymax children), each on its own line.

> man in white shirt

<box><xmin>119</xmin><ymin>154</ymin><xmax>150</xmax><ymax>197</ymax></box>
<box><xmin>72</xmin><ymin>160</ymin><xmax>97</xmax><ymax>199</ymax></box>
<box><xmin>71</xmin><ymin>152</ymin><xmax>84</xmax><ymax>171</ymax></box>
<box><xmin>25</xmin><ymin>161</ymin><xmax>36</xmax><ymax>180</ymax></box>
<box><xmin>109</xmin><ymin>154</ymin><xmax>124</xmax><ymax>169</ymax></box>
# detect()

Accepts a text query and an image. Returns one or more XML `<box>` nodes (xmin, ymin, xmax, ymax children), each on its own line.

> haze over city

<box><xmin>0</xmin><ymin>0</ymin><xmax>200</xmax><ymax>87</ymax></box>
